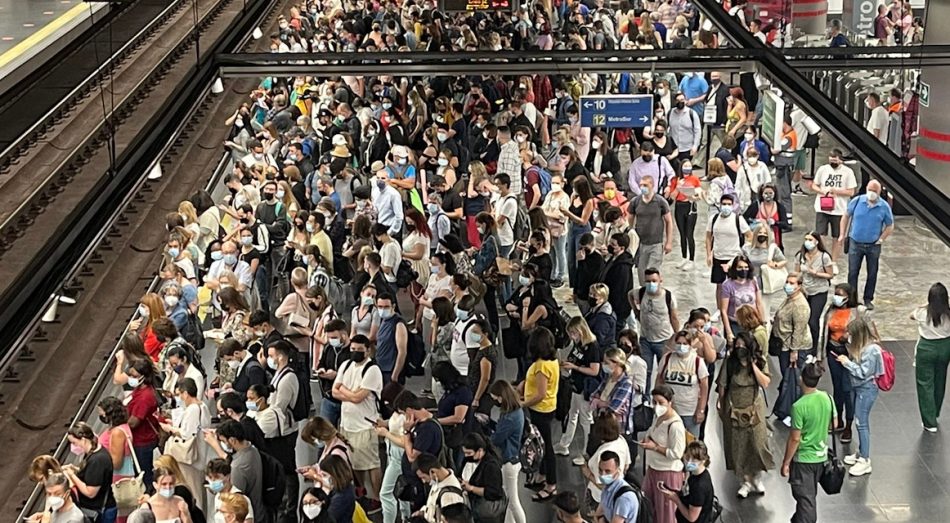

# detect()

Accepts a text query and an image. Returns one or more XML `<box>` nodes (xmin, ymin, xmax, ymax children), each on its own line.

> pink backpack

<box><xmin>876</xmin><ymin>347</ymin><xmax>896</xmax><ymax>392</ymax></box>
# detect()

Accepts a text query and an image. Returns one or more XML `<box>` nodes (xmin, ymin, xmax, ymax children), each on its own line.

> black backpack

<box><xmin>260</xmin><ymin>450</ymin><xmax>287</xmax><ymax>507</ymax></box>
<box><xmin>613</xmin><ymin>482</ymin><xmax>654</xmax><ymax>523</ymax></box>
<box><xmin>280</xmin><ymin>357</ymin><xmax>313</xmax><ymax>422</ymax></box>
<box><xmin>179</xmin><ymin>311</ymin><xmax>205</xmax><ymax>351</ymax></box>
<box><xmin>402</xmin><ymin>318</ymin><xmax>427</xmax><ymax>377</ymax></box>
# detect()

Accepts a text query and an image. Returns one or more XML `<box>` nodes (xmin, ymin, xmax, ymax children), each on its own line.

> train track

<box><xmin>0</xmin><ymin>0</ymin><xmax>291</xmax><ymax>518</ymax></box>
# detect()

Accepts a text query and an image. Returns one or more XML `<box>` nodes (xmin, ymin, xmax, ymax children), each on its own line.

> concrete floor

<box><xmin>0</xmin><ymin>0</ymin><xmax>81</xmax><ymax>54</ymax></box>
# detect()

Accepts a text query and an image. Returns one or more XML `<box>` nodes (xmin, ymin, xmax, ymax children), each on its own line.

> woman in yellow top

<box><xmin>725</xmin><ymin>86</ymin><xmax>750</xmax><ymax>138</ymax></box>
<box><xmin>519</xmin><ymin>327</ymin><xmax>560</xmax><ymax>502</ymax></box>
<box><xmin>737</xmin><ymin>305</ymin><xmax>769</xmax><ymax>356</ymax></box>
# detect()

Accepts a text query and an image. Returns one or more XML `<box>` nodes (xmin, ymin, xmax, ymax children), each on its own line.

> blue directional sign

<box><xmin>579</xmin><ymin>95</ymin><xmax>654</xmax><ymax>129</ymax></box>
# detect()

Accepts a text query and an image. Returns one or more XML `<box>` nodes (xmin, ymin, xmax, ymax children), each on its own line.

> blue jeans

<box><xmin>98</xmin><ymin>507</ymin><xmax>118</xmax><ymax>523</ymax></box>
<box><xmin>499</xmin><ymin>244</ymin><xmax>513</xmax><ymax>303</ymax></box>
<box><xmin>552</xmin><ymin>233</ymin><xmax>569</xmax><ymax>281</ymax></box>
<box><xmin>133</xmin><ymin>443</ymin><xmax>157</xmax><ymax>493</ymax></box>
<box><xmin>567</xmin><ymin>223</ymin><xmax>591</xmax><ymax>288</ymax></box>
<box><xmin>320</xmin><ymin>398</ymin><xmax>341</xmax><ymax>428</ymax></box>
<box><xmin>853</xmin><ymin>381</ymin><xmax>879</xmax><ymax>459</ymax></box>
<box><xmin>640</xmin><ymin>338</ymin><xmax>668</xmax><ymax>389</ymax></box>
<box><xmin>847</xmin><ymin>241</ymin><xmax>881</xmax><ymax>303</ymax></box>
<box><xmin>826</xmin><ymin>344</ymin><xmax>854</xmax><ymax>425</ymax></box>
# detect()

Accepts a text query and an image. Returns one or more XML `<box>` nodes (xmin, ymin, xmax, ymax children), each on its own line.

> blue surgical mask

<box><xmin>676</xmin><ymin>343</ymin><xmax>691</xmax><ymax>355</ymax></box>
<box><xmin>720</xmin><ymin>206</ymin><xmax>733</xmax><ymax>217</ymax></box>
<box><xmin>431</xmin><ymin>266</ymin><xmax>441</xmax><ymax>274</ymax></box>
<box><xmin>241</xmin><ymin>236</ymin><xmax>253</xmax><ymax>246</ymax></box>
<box><xmin>158</xmin><ymin>487</ymin><xmax>175</xmax><ymax>499</ymax></box>
<box><xmin>306</xmin><ymin>223</ymin><xmax>315</xmax><ymax>233</ymax></box>
<box><xmin>379</xmin><ymin>308</ymin><xmax>394</xmax><ymax>320</ymax></box>
<box><xmin>127</xmin><ymin>377</ymin><xmax>141</xmax><ymax>388</ymax></box>
<box><xmin>246</xmin><ymin>400</ymin><xmax>259</xmax><ymax>412</ymax></box>
<box><xmin>832</xmin><ymin>295</ymin><xmax>847</xmax><ymax>307</ymax></box>
<box><xmin>804</xmin><ymin>240</ymin><xmax>816</xmax><ymax>251</ymax></box>
<box><xmin>466</xmin><ymin>331</ymin><xmax>482</xmax><ymax>345</ymax></box>
<box><xmin>427</xmin><ymin>203</ymin><xmax>439</xmax><ymax>214</ymax></box>
<box><xmin>645</xmin><ymin>281</ymin><xmax>659</xmax><ymax>294</ymax></box>
<box><xmin>784</xmin><ymin>283</ymin><xmax>796</xmax><ymax>296</ymax></box>
<box><xmin>223</xmin><ymin>254</ymin><xmax>238</xmax><ymax>265</ymax></box>
<box><xmin>685</xmin><ymin>461</ymin><xmax>700</xmax><ymax>474</ymax></box>
<box><xmin>382</xmin><ymin>102</ymin><xmax>392</xmax><ymax>110</ymax></box>
<box><xmin>600</xmin><ymin>473</ymin><xmax>617</xmax><ymax>486</ymax></box>
<box><xmin>210</xmin><ymin>250</ymin><xmax>223</xmax><ymax>261</ymax></box>
<box><xmin>519</xmin><ymin>275</ymin><xmax>531</xmax><ymax>286</ymax></box>
<box><xmin>168</xmin><ymin>247</ymin><xmax>180</xmax><ymax>258</ymax></box>
<box><xmin>208</xmin><ymin>479</ymin><xmax>225</xmax><ymax>493</ymax></box>
<box><xmin>455</xmin><ymin>307</ymin><xmax>469</xmax><ymax>321</ymax></box>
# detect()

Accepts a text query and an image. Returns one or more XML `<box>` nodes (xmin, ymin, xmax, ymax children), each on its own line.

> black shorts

<box><xmin>815</xmin><ymin>212</ymin><xmax>841</xmax><ymax>238</ymax></box>
<box><xmin>710</xmin><ymin>257</ymin><xmax>731</xmax><ymax>284</ymax></box>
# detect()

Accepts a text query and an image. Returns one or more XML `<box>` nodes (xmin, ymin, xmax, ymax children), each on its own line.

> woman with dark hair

<box><xmin>97</xmin><ymin>397</ymin><xmax>135</xmax><ymax>492</ymax></box>
<box><xmin>472</xmin><ymin>212</ymin><xmax>501</xmax><ymax>333</ymax></box>
<box><xmin>319</xmin><ymin>454</ymin><xmax>356</xmax><ymax>523</ymax></box>
<box><xmin>725</xmin><ymin>86</ymin><xmax>749</xmax><ymax>138</ymax></box>
<box><xmin>819</xmin><ymin>282</ymin><xmax>876</xmax><ymax>443</ymax></box>
<box><xmin>559</xmin><ymin>146</ymin><xmax>589</xmax><ymax>195</ymax></box>
<box><xmin>520</xmin><ymin>327</ymin><xmax>560</xmax><ymax>501</ymax></box>
<box><xmin>63</xmin><ymin>422</ymin><xmax>117</xmax><ymax>523</ymax></box>
<box><xmin>717</xmin><ymin>331</ymin><xmax>773</xmax><ymax>498</ymax></box>
<box><xmin>793</xmin><ymin>231</ymin><xmax>834</xmax><ymax>352</ymax></box>
<box><xmin>585</xmin><ymin>130</ymin><xmax>621</xmax><ymax>193</ymax></box>
<box><xmin>298</xmin><ymin>486</ymin><xmax>333</xmax><ymax>523</ymax></box>
<box><xmin>125</xmin><ymin>359</ymin><xmax>160</xmax><ymax>489</ymax></box>
<box><xmin>403</xmin><ymin>207</ymin><xmax>433</xmax><ymax>305</ymax></box>
<box><xmin>563</xmin><ymin>176</ymin><xmax>596</xmax><ymax>288</ymax></box>
<box><xmin>218</xmin><ymin>287</ymin><xmax>252</xmax><ymax>346</ymax></box>
<box><xmin>113</xmin><ymin>332</ymin><xmax>152</xmax><ymax>387</ymax></box>
<box><xmin>457</xmin><ymin>433</ymin><xmax>505</xmax><ymax>523</ymax></box>
<box><xmin>912</xmin><ymin>282</ymin><xmax>950</xmax><ymax>432</ymax></box>
<box><xmin>467</xmin><ymin>318</ymin><xmax>498</xmax><ymax>415</ymax></box>
<box><xmin>718</xmin><ymin>255</ymin><xmax>765</xmax><ymax>343</ymax></box>
<box><xmin>418</xmin><ymin>252</ymin><xmax>455</xmax><ymax>344</ymax></box>
<box><xmin>743</xmin><ymin>183</ymin><xmax>788</xmax><ymax>250</ymax></box>
<box><xmin>640</xmin><ymin>384</ymin><xmax>687</xmax><ymax>523</ymax></box>
<box><xmin>432</xmin><ymin>361</ymin><xmax>474</xmax><ymax>467</ymax></box>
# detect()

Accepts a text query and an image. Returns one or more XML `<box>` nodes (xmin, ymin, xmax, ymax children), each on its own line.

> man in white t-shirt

<box><xmin>449</xmin><ymin>296</ymin><xmax>480</xmax><ymax>384</ymax></box>
<box><xmin>705</xmin><ymin>194</ymin><xmax>752</xmax><ymax>287</ymax></box>
<box><xmin>374</xmin><ymin>223</ymin><xmax>403</xmax><ymax>284</ymax></box>
<box><xmin>656</xmin><ymin>344</ymin><xmax>710</xmax><ymax>437</ymax></box>
<box><xmin>207</xmin><ymin>459</ymin><xmax>255</xmax><ymax>522</ymax></box>
<box><xmin>413</xmin><ymin>453</ymin><xmax>468</xmax><ymax>523</ymax></box>
<box><xmin>865</xmin><ymin>93</ymin><xmax>888</xmax><ymax>144</ymax></box>
<box><xmin>332</xmin><ymin>335</ymin><xmax>384</xmax><ymax>498</ymax></box>
<box><xmin>810</xmin><ymin>149</ymin><xmax>857</xmax><ymax>262</ymax></box>
<box><xmin>493</xmin><ymin>172</ymin><xmax>519</xmax><ymax>303</ymax></box>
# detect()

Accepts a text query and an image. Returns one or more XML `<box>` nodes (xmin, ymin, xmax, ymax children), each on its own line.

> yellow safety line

<box><xmin>0</xmin><ymin>3</ymin><xmax>90</xmax><ymax>69</ymax></box>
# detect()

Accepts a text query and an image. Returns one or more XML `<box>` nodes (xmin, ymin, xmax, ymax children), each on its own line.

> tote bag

<box><xmin>760</xmin><ymin>245</ymin><xmax>788</xmax><ymax>295</ymax></box>
<box><xmin>112</xmin><ymin>430</ymin><xmax>145</xmax><ymax>508</ymax></box>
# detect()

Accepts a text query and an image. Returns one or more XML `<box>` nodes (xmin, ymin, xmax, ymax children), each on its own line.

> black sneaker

<box><xmin>864</xmin><ymin>301</ymin><xmax>875</xmax><ymax>311</ymax></box>
<box><xmin>552</xmin><ymin>279</ymin><xmax>564</xmax><ymax>288</ymax></box>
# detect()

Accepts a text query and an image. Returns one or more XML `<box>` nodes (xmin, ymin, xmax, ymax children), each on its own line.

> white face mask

<box><xmin>214</xmin><ymin>512</ymin><xmax>227</xmax><ymax>523</ymax></box>
<box><xmin>47</xmin><ymin>495</ymin><xmax>65</xmax><ymax>512</ymax></box>
<box><xmin>591</xmin><ymin>140</ymin><xmax>601</xmax><ymax>150</ymax></box>
<box><xmin>302</xmin><ymin>504</ymin><xmax>322</xmax><ymax>519</ymax></box>
<box><xmin>654</xmin><ymin>404</ymin><xmax>669</xmax><ymax>417</ymax></box>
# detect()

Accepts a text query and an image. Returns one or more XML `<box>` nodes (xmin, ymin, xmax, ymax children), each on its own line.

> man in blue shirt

<box><xmin>678</xmin><ymin>72</ymin><xmax>709</xmax><ymax>118</ymax></box>
<box><xmin>596</xmin><ymin>451</ymin><xmax>640</xmax><ymax>523</ymax></box>
<box><xmin>370</xmin><ymin>160</ymin><xmax>404</xmax><ymax>238</ymax></box>
<box><xmin>839</xmin><ymin>180</ymin><xmax>894</xmax><ymax>310</ymax></box>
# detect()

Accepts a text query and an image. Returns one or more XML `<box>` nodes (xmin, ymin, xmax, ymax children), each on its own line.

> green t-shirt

<box><xmin>792</xmin><ymin>391</ymin><xmax>836</xmax><ymax>463</ymax></box>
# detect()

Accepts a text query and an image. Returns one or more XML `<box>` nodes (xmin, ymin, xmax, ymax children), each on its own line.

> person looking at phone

<box><xmin>640</xmin><ymin>384</ymin><xmax>686</xmax><ymax>523</ymax></box>
<box><xmin>593</xmin><ymin>450</ymin><xmax>640</xmax><ymax>523</ymax></box>
<box><xmin>658</xmin><ymin>441</ymin><xmax>715</xmax><ymax>523</ymax></box>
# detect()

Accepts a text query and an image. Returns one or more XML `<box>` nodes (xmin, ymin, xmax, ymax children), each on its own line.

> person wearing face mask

<box><xmin>411</xmin><ymin>453</ymin><xmax>467</xmax><ymax>523</ymax></box>
<box><xmin>96</xmin><ymin>397</ymin><xmax>137</xmax><ymax>500</ymax></box>
<box><xmin>297</xmin><ymin>487</ymin><xmax>332</xmax><ymax>523</ymax></box>
<box><xmin>542</xmin><ymin>174</ymin><xmax>572</xmax><ymax>283</ymax></box>
<box><xmin>627</xmin><ymin>174</ymin><xmax>674</xmax><ymax>286</ymax></box>
<box><xmin>658</xmin><ymin>441</ymin><xmax>716</xmax><ymax>523</ymax></box>
<box><xmin>61</xmin><ymin>422</ymin><xmax>117</xmax><ymax>523</ymax></box>
<box><xmin>667</xmin><ymin>161</ymin><xmax>702</xmax><ymax>270</ymax></box>
<box><xmin>716</xmin><ymin>331</ymin><xmax>773</xmax><ymax>498</ymax></box>
<box><xmin>655</xmin><ymin>330</ymin><xmax>709</xmax><ymax>437</ymax></box>
<box><xmin>159</xmin><ymin>379</ymin><xmax>211</xmax><ymax>505</ymax></box>
<box><xmin>597</xmin><ymin>231</ymin><xmax>634</xmax><ymax>322</ymax></box>
<box><xmin>370</xmin><ymin>162</ymin><xmax>405</xmax><ymax>239</ymax></box>
<box><xmin>465</xmin><ymin>319</ymin><xmax>497</xmax><ymax>415</ymax></box>
<box><xmin>743</xmin><ymin>183</ymin><xmax>788</xmax><ymax>250</ymax></box>
<box><xmin>810</xmin><ymin>149</ymin><xmax>857</xmax><ymax>264</ymax></box>
<box><xmin>140</xmin><ymin>467</ymin><xmax>193</xmax><ymax>523</ymax></box>
<box><xmin>161</xmin><ymin>345</ymin><xmax>206</xmax><ymax>401</ymax></box>
<box><xmin>204</xmin><ymin>240</ymin><xmax>253</xmax><ymax>295</ymax></box>
<box><xmin>123</xmin><ymin>359</ymin><xmax>161</xmax><ymax>491</ymax></box>
<box><xmin>717</xmin><ymin>255</ymin><xmax>765</xmax><ymax>344</ymax></box>
<box><xmin>593</xmin><ymin>450</ymin><xmax>641</xmax><ymax>523</ymax></box>
<box><xmin>205</xmin><ymin>422</ymin><xmax>264</xmax><ymax>521</ymax></box>
<box><xmin>741</xmin><ymin>223</ymin><xmax>787</xmax><ymax>290</ymax></box>
<box><xmin>554</xmin><ymin>316</ymin><xmax>603</xmax><ymax>458</ymax></box>
<box><xmin>639</xmin><ymin>384</ymin><xmax>686</xmax><ymax>523</ymax></box>
<box><xmin>458</xmin><ymin>433</ymin><xmax>506</xmax><ymax>522</ymax></box>
<box><xmin>794</xmin><ymin>232</ymin><xmax>834</xmax><ymax>353</ymax></box>
<box><xmin>206</xmin><ymin>459</ymin><xmax>254</xmax><ymax>523</ymax></box>
<box><xmin>426</xmin><ymin>192</ymin><xmax>452</xmax><ymax>250</ymax></box>
<box><xmin>772</xmin><ymin>273</ymin><xmax>814</xmax><ymax>384</ymax></box>
<box><xmin>668</xmin><ymin>93</ymin><xmax>702</xmax><ymax>164</ymax></box>
<box><xmin>215</xmin><ymin>392</ymin><xmax>267</xmax><ymax>459</ymax></box>
<box><xmin>314</xmin><ymin>319</ymin><xmax>351</xmax><ymax>427</ymax></box>
<box><xmin>627</xmin><ymin>142</ymin><xmax>674</xmax><ymax>201</ymax></box>
<box><xmin>734</xmin><ymin>149</ymin><xmax>771</xmax><ymax>214</ymax></box>
<box><xmin>838</xmin><ymin>179</ymin><xmax>894</xmax><ymax>311</ymax></box>
<box><xmin>26</xmin><ymin>473</ymin><xmax>87</xmax><ymax>523</ymax></box>
<box><xmin>584</xmin><ymin>130</ymin><xmax>620</xmax><ymax>190</ymax></box>
<box><xmin>818</xmin><ymin>283</ymin><xmax>877</xmax><ymax>444</ymax></box>
<box><xmin>736</xmin><ymin>127</ymin><xmax>770</xmax><ymax>167</ymax></box>
<box><xmin>349</xmin><ymin>283</ymin><xmax>380</xmax><ymax>342</ymax></box>
<box><xmin>566</xmin><ymin>106</ymin><xmax>591</xmax><ymax>163</ymax></box>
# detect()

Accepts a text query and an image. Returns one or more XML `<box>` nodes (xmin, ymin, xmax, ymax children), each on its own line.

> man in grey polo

<box><xmin>628</xmin><ymin>176</ymin><xmax>674</xmax><ymax>287</ymax></box>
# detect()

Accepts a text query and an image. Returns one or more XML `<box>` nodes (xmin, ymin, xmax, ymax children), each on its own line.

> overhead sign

<box><xmin>579</xmin><ymin>95</ymin><xmax>653</xmax><ymax>129</ymax></box>
<box><xmin>440</xmin><ymin>0</ymin><xmax>511</xmax><ymax>12</ymax></box>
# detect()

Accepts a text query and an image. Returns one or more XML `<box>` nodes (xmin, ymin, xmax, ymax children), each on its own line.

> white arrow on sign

<box><xmin>639</xmin><ymin>115</ymin><xmax>649</xmax><ymax>123</ymax></box>
<box><xmin>583</xmin><ymin>100</ymin><xmax>593</xmax><ymax>109</ymax></box>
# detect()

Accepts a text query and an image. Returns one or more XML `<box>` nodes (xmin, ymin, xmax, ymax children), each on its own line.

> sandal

<box><xmin>532</xmin><ymin>489</ymin><xmax>557</xmax><ymax>502</ymax></box>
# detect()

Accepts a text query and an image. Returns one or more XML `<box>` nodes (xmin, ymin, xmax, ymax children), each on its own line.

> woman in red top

<box><xmin>743</xmin><ymin>182</ymin><xmax>788</xmax><ymax>251</ymax></box>
<box><xmin>129</xmin><ymin>292</ymin><xmax>166</xmax><ymax>362</ymax></box>
<box><xmin>668</xmin><ymin>161</ymin><xmax>703</xmax><ymax>269</ymax></box>
<box><xmin>126</xmin><ymin>358</ymin><xmax>160</xmax><ymax>489</ymax></box>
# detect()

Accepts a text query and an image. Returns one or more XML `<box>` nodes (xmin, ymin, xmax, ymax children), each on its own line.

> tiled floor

<box><xmin>0</xmin><ymin>0</ymin><xmax>80</xmax><ymax>54</ymax></box>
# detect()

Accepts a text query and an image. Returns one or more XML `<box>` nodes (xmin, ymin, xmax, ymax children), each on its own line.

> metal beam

<box><xmin>694</xmin><ymin>0</ymin><xmax>950</xmax><ymax>246</ymax></box>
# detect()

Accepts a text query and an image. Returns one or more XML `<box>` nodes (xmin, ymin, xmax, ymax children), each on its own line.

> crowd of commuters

<box><xmin>21</xmin><ymin>2</ymin><xmax>943</xmax><ymax>523</ymax></box>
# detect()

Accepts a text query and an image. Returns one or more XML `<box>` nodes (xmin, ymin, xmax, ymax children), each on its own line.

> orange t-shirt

<box><xmin>828</xmin><ymin>308</ymin><xmax>851</xmax><ymax>343</ymax></box>
<box><xmin>670</xmin><ymin>175</ymin><xmax>701</xmax><ymax>202</ymax></box>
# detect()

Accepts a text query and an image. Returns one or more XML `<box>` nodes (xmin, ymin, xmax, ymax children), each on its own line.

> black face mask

<box><xmin>99</xmin><ymin>414</ymin><xmax>110</xmax><ymax>425</ymax></box>
<box><xmin>295</xmin><ymin>222</ymin><xmax>305</xmax><ymax>230</ymax></box>
<box><xmin>641</xmin><ymin>155</ymin><xmax>653</xmax><ymax>162</ymax></box>
<box><xmin>240</xmin><ymin>218</ymin><xmax>250</xmax><ymax>225</ymax></box>
<box><xmin>350</xmin><ymin>351</ymin><xmax>366</xmax><ymax>363</ymax></box>
<box><xmin>735</xmin><ymin>346</ymin><xmax>750</xmax><ymax>361</ymax></box>
<box><xmin>308</xmin><ymin>302</ymin><xmax>320</xmax><ymax>311</ymax></box>
<box><xmin>736</xmin><ymin>269</ymin><xmax>750</xmax><ymax>279</ymax></box>
<box><xmin>829</xmin><ymin>161</ymin><xmax>841</xmax><ymax>168</ymax></box>
<box><xmin>676</xmin><ymin>101</ymin><xmax>686</xmax><ymax>109</ymax></box>
<box><xmin>757</xmin><ymin>235</ymin><xmax>767</xmax><ymax>243</ymax></box>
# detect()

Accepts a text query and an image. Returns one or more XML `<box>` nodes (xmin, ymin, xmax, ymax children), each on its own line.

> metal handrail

<box><xmin>0</xmin><ymin>0</ymin><xmax>186</xmax><ymax>233</ymax></box>
<box><xmin>0</xmin><ymin>0</ymin><xmax>226</xmax><ymax>376</ymax></box>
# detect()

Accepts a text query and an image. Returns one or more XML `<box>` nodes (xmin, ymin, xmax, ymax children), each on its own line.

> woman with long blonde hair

<box><xmin>555</xmin><ymin>316</ymin><xmax>603</xmax><ymax>459</ymax></box>
<box><xmin>833</xmin><ymin>317</ymin><xmax>885</xmax><ymax>476</ymax></box>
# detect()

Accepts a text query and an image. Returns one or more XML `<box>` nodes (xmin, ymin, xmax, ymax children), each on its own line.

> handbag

<box><xmin>473</xmin><ymin>493</ymin><xmax>508</xmax><ymax>521</ymax></box>
<box><xmin>819</xmin><ymin>195</ymin><xmax>835</xmax><ymax>212</ymax></box>
<box><xmin>729</xmin><ymin>403</ymin><xmax>762</xmax><ymax>428</ymax></box>
<box><xmin>112</xmin><ymin>430</ymin><xmax>145</xmax><ymax>509</ymax></box>
<box><xmin>819</xmin><ymin>394</ymin><xmax>847</xmax><ymax>494</ymax></box>
<box><xmin>768</xmin><ymin>332</ymin><xmax>785</xmax><ymax>357</ymax></box>
<box><xmin>632</xmin><ymin>401</ymin><xmax>654</xmax><ymax>433</ymax></box>
<box><xmin>394</xmin><ymin>474</ymin><xmax>417</xmax><ymax>502</ymax></box>
<box><xmin>760</xmin><ymin>245</ymin><xmax>787</xmax><ymax>295</ymax></box>
<box><xmin>165</xmin><ymin>433</ymin><xmax>201</xmax><ymax>466</ymax></box>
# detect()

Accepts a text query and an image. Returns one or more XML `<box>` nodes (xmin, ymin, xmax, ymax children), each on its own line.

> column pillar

<box><xmin>916</xmin><ymin>2</ymin><xmax>950</xmax><ymax>196</ymax></box>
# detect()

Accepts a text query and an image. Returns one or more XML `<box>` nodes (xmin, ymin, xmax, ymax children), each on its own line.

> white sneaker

<box><xmin>923</xmin><ymin>424</ymin><xmax>938</xmax><ymax>433</ymax></box>
<box><xmin>737</xmin><ymin>482</ymin><xmax>753</xmax><ymax>499</ymax></box>
<box><xmin>572</xmin><ymin>456</ymin><xmax>587</xmax><ymax>466</ymax></box>
<box><xmin>849</xmin><ymin>457</ymin><xmax>872</xmax><ymax>476</ymax></box>
<box><xmin>682</xmin><ymin>260</ymin><xmax>694</xmax><ymax>270</ymax></box>
<box><xmin>553</xmin><ymin>445</ymin><xmax>570</xmax><ymax>456</ymax></box>
<box><xmin>831</xmin><ymin>262</ymin><xmax>840</xmax><ymax>276</ymax></box>
<box><xmin>843</xmin><ymin>453</ymin><xmax>858</xmax><ymax>465</ymax></box>
<box><xmin>753</xmin><ymin>479</ymin><xmax>766</xmax><ymax>495</ymax></box>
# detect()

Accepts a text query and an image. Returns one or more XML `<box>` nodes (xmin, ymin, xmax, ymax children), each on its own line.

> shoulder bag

<box><xmin>112</xmin><ymin>429</ymin><xmax>145</xmax><ymax>508</ymax></box>
<box><xmin>760</xmin><ymin>244</ymin><xmax>789</xmax><ymax>295</ymax></box>
<box><xmin>819</xmin><ymin>393</ymin><xmax>846</xmax><ymax>494</ymax></box>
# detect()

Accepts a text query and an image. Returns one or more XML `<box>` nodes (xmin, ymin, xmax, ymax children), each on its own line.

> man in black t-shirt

<box><xmin>379</xmin><ymin>392</ymin><xmax>444</xmax><ymax>512</ymax></box>
<box><xmin>316</xmin><ymin>319</ymin><xmax>351</xmax><ymax>428</ymax></box>
<box><xmin>660</xmin><ymin>441</ymin><xmax>716</xmax><ymax>523</ymax></box>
